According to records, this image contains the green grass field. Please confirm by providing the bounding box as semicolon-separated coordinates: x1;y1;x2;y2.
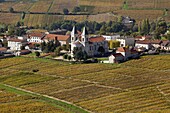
0;55;170;112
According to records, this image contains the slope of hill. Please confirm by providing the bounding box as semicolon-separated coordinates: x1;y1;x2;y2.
0;0;169;27
0;55;170;113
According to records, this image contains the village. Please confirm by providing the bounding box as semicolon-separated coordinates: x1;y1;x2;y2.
0;24;169;64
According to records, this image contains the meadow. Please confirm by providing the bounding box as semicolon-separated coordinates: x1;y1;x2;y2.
0;55;170;113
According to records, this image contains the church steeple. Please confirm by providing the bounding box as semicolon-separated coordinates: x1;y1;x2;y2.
81;27;88;43
71;26;77;42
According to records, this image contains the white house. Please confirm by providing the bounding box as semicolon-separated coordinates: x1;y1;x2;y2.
71;26;108;57
116;47;131;60
102;34;120;41
109;53;124;63
116;36;135;47
27;33;45;43
8;38;27;51
135;40;152;50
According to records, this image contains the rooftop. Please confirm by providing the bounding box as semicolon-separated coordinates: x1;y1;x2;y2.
117;47;130;52
89;36;105;43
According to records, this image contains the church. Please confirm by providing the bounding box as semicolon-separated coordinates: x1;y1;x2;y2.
70;26;108;57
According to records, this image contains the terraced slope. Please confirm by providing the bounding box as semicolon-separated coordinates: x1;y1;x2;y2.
0;0;169;25
0;55;170;112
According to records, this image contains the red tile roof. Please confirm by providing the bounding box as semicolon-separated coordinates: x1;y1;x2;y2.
136;40;151;44
89;36;105;42
8;38;24;42
44;34;70;41
44;34;57;40
135;36;142;39
136;40;162;44
29;33;45;38
0;47;7;51
56;35;70;41
151;40;162;44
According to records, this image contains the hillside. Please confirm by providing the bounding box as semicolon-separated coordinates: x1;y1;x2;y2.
0;55;170;113
0;0;169;26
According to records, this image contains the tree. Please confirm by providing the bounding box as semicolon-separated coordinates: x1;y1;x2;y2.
35;51;40;57
41;41;46;52
16;21;21;27
8;25;15;35
21;12;26;20
54;47;61;56
67;55;72;61
14;28;26;36
117;16;123;23
9;7;14;13
98;46;105;56
100;25;106;35
20;46;25;50
63;54;68;59
73;47;87;61
150;21;156;33
108;40;120;49
63;8;69;15
138;21;141;33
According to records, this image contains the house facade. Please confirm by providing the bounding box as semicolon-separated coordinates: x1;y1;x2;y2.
102;34;120;41
109;53;124;63
8;38;27;51
71;26;108;57
27;33;45;43
116;47;131;60
116;36;135;47
135;40;152;50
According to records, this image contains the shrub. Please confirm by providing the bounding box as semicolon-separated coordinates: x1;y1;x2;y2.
63;54;68;59
32;69;39;72
67;55;72;61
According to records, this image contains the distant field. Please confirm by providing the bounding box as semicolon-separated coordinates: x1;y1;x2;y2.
115;9;164;22
23;13;117;27
0;0;169;25
127;0;170;9
0;55;170;113
0;13;20;24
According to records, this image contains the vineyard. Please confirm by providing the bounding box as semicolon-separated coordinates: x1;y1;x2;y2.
0;85;68;113
127;0;170;10
0;0;169;25
115;10;164;22
0;55;170;112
